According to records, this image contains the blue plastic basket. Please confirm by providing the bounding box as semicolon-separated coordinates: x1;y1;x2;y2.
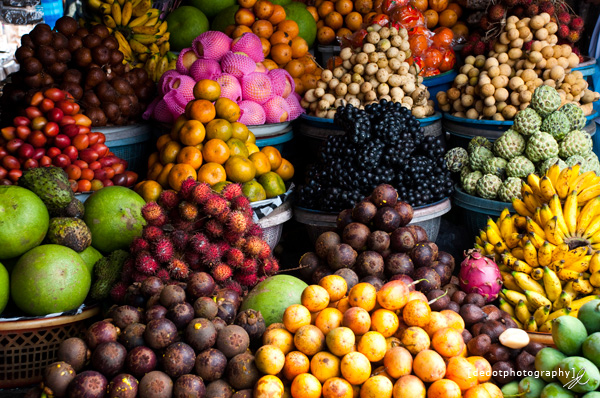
423;70;458;109
97;124;154;176
255;129;294;153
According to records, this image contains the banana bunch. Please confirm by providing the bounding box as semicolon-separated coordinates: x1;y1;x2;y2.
86;0;174;81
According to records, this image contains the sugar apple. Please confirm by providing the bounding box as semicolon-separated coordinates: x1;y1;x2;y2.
498;177;523;203
506;156;536;178
483;157;507;178
531;85;561;117
583;152;600;174
460;166;472;179
565;155;586;168
461;171;483;195
538;157;567;174
514;108;542;136
526;131;559;162
444;147;469;172
559;130;593;158
560;103;587;131
469;146;494;171
541;111;570;140
494;129;526;160
468;136;493;154
476;174;503;199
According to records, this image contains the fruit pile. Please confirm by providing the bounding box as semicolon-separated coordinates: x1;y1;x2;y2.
0;89;137;191
297;102;453;211
438;14;600;120
446;86;598;202
145;30;305;125
0;17;156;127
85;0;175;81
141;87;292;202
504;308;600;397
299;184;458;295
410;0;468;36
301;24;436;119
475;165;600;332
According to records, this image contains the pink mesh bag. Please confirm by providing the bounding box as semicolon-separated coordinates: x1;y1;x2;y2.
285;93;305;121
152;99;174;123
176;48;197;75
190;58;222;82
263;96;291;124
143;97;159;120
231;33;265;63
172;75;196;102
238;100;266;125
192;31;232;61
268;69;292;98
216;74;243;103
158;69;181;96
163;90;188;121
241;72;273;104
220;51;256;78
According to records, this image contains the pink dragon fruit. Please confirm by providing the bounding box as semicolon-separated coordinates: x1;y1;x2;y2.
158;69;181;96
231;33;265;63
220;51;256;78
192;31;232;61
268;68;295;98
176;48;198;75
216;74;242;102
263;96;290;124
189;58;222;81
241;72;273;104
459;249;502;303
238;100;266;125
285;93;305;121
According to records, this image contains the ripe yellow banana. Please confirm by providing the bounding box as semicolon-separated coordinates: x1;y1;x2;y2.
548;194;569;236
132;33;159;45
573;278;593;294
515;215;527;229
590;251;600;274
499;298;516;317
121;1;133;26
99;3;112;14
114;30;133;59
156;31;170;45
111;2;122;25
516;300;531;323
576;197;600;237
103;14;117;28
547;307;572;322
523;240;539;267
525;290;552;309
590;271;600;287
502;289;530;307
538;241;554;267
523;191;541;214
513;271;545;295
553;291;572;310
526;217;546;240
131;25;158;34
570;294;600;310
563;190;579;237
88;0;102;9
144;54;159;79
512;246;526;260
506;232;521;250
525;316;538;332
558;268;582;281
533;304;550;325
156;20;168;36
483;241;496;257
129;39;150;54
132;0;151;17
544;217;564;246
527;175;544;202
563;280;579;299
485;225;503;246
539;320;552;333
487;217;501;238
528;231;545;249
500;212;515;239
539;176;557;202
533;208;543;229
128;12;150;27
543;266;562;302
571;171;599;195
511;259;535;274
546;163;561;189
539;204;555;227
154;54;169;81
556;167;575;199
579;185;600;206
531;267;544;280
564;246;591;263
501;271;524;292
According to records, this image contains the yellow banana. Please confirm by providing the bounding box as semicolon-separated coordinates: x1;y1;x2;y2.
499;298;516;317
553;291;572;310
132;33;159;45
138;53;148;62
523;240;539;267
146;8;160;18
99;3;112;14
512;246;526;260
563;281;579;299
525;290;552;309
539;204;555;227
111;2;122;25
132;0;151;17
544;217;565;246
105;0;115;4
525;316;538;332
117;0;124;5
527;174;545;202
592;272;600;287
526;217;546;240
515;215;528;229
121;1;133;26
479;229;488;244
88;0;102;9
558;268;582;281
144;54;158;77
570;294;600;310
538;241;553;267
556;166;575;199
576;197;600;237
539;320;553;333
533;208;543;229
485;225;503;246
564;246;591;263
573;278;594;295
578;185;600;205
549;194;569;236
145;16;159;26
154;54;169;81
494;241;509;255
114;30;133;59
501;271;524;292
156;31;169;45
531;267;544;280
128;12;150;27
552;243;570;262
565;256;591;273
131;0;143;7
511;259;534;274
504;232;520;250
103;14;117;28
542;266;561;302
563;190;579;237
131;25;158;34
571;171;600;195
157;20;168;36
483;242;496;257
475;237;483;247
487;217;501;239
550;260;566;274
148;42;159;54
513;271;545;295
130;39;151;54
167;58;176;71
502;289;529;307
513;198;534;217
523;191;541;214
516;300;531;324
512;317;524;329
589;251;600;274
546;307;571;322
539;176;557;202
571;164;582;182
528;231;545;249
534;304;550;325
546;163;561;188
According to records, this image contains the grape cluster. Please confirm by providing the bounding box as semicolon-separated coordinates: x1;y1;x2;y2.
298;101;454;211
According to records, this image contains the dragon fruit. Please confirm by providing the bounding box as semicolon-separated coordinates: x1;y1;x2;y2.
459;249;502;303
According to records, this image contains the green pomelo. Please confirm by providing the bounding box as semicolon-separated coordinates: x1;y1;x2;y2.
187;0;236;19
0;186;49;259
0;262;8;314
10;244;90;316
555;356;600;393
211;5;239;32
79;246;103;274
166;6;209;51
83;187;146;253
240;275;308;326
284;3;316;47
578;299;600;334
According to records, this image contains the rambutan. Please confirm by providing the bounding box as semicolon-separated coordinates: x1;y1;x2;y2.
244;236;264;257
205;219;224;238
558;24;570;39
216;207;232;224
526;4;538;17
570;17;584;32
212;264;233;282
156;268;170;281
523;40;533;51
268;257;279;275
235;272;258;287
567;29;580;43
121;258;135;283
179;177;197;200
226;210;249;234
558;11;571;25
202;244;222;267
204;194;229;217
240;258;258;275
191;183;212;205
221;184;243;201
246;224;264;238
258;240;272;260
189;233;210;254
110;281;128;304
222;279;243;295
461;43;474;57
131;271;148;283
224;231;244;245
185;252;203;270
230;195;252;215
179;201;199;221
171;230;190;251
158;190;180;210
141;202;165;222
511;5;524;17
489;4;506;21
130;237;150;254
226;248;245;268
538;1;554;15
520;0;532;5
152;237;175;263
167;258;190;280
136;251;159;275
502;0;517;7
474;42;486;56
215;241;232;256
172;219;194;232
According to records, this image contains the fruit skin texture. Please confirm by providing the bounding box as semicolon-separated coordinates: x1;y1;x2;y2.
284;3;317;47
0;186;50;259
78;246;103;274
526;131;559;163
498;177;522;203
559;130;593;158
560;103;587;131
541;111;570;141
166;6;210;51
475;174;502;200
555;356;600;393
461;171;483;196
577;299;600;334
514;108;542;136
469;146;493;172
10;244;91;316
552;315;588;356
459;249;502;303
531;85;561;117
0;262;8;314
506;156;535;178
493;130;525;161
444;147;468;173
83;186;146;253
19;166;74;216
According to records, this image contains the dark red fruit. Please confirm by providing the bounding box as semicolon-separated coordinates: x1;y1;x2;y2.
195;348;228;382
167;302;195;330
372;207;401;232
371;184;398;207
66;371;108;398
107;373;138;398
356;251;384;277
194;297;219;320
315;231;341;259
336;209;354;232
216;325;250;358
352;201;377;224
159;284;187;308
139;371;173;398
86;320;118;350
185;318;217;352
393;201;414;227
390;227;416;252
342;222;370;251
410;242;438;267
385;252;414;276
174;374;205;398
367;230;390;253
162;342;196;378
57;337;89;372
43;361;76;397
225;352;261;390
334;268;359;290
143;318;178;350
140;276;164;298
125;346;157;379
110;305;142;330
186;272;217;299
91;341;127;377
119;323;146;351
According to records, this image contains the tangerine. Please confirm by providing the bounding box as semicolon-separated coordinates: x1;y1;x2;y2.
168;163;197;191
354;0;372;13
423;9;438;29
283;351;310;381
227;137;250;157
197;162;227;185
235;8;256;27
257;171;286;198
439;9;457;27
249;151;272;176
451;22;468;40
325;11;344;30
225;155;256;182
337;27;352;39
285;59;306;78
410;0;428;11
261;146;283;169
317;26;336;45
318;275;347;302
225;24;236;36
357;331;387;362
271;43;292;65
317;1;335;18
147;152;160;168
239;0;257;7
260;37;272;57
370;309;399;337
160;140;182;165
270;30;292;46
301;74;318;90
274;158;293;181
348;282;377;311
255;344;286;375
291;36;309;58
335;0;353;15
294;78;304;94
432;27;454;48
409;34;428;57
431;327;464;358
269;4;287;25
446;3;462;18
193;79;221;101
179;120;206;146
326;326;355;357
231;122;250;141
439;48;456;72
232;25;253;38
246;142;260;155
277;20;299;38
310;351;341;383
147;162;163;181
156;134;172;151
253;20;275;39
177;146;203;169
254;0;274;19
215;97;241;123
247;131;256;143
186;99;216;124
137;180;163;202
202;139;231;164
423;48;443;69
242;180;267;201
283;304;312;333
429;0;448;12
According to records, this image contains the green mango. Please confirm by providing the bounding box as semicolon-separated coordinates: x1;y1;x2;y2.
552;315;588;356
583;332;600;368
540;382;576;398
519;377;547;398
502;381;520;396
578;299;600;334
582;393;600;398
536;347;567;382
555;356;600;393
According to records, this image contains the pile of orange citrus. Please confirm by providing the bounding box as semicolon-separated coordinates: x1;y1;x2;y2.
410;0;468;40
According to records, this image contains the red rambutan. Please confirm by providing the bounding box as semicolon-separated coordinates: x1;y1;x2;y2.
246;224;264;238
142;202;165;222
488;4;505;21
511;5;524;17
204;194;229;217
156;268;170;281
558;11;571;25
172;219;194;232
526;4;538;17
244;236;264;257
171;230;190;251
570;17;584;32
110;282;128;304
461;43;474;57
202;244;222;267
185;251;203;270
230;195;252;216
226;248;245;268
558;24;570;39
474;42;486;56
216;207;232;224
131;271;148;283
224;231;244;246
240;258;258;275
136;251;159;275
520;0;532;5
221;183;243;201
267;257;279;275
205;219;224;238
538;1;554;15
191;183;212;205
121;258;135;283
158;190;180;210
179;177;197;200
523;40;533;51
226;210;249;234
167;258;190;280
152;237;174;263
130;237;150;254
189;233;210;254
179;201;199;221
222;279;243;295
235;272;258;287
502;0;518;7
212;263;233;282
568;29;580;43
258;240;272;260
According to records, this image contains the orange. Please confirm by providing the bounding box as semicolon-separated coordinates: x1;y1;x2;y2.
254;0;274;19
301;74;318;90
274;158;294;181
193;79;221;101
225;155;257;183
235;8;256;27
322;378;353;398
336;28;352;40
215;98;241;123
147;162;163;181
156;134;172;151
306;6;319;21
177;146;203;170
325;11;344;30
291;373;322;398
186;99;216;124
242;180;267;202
317;1;334;18
344;12;362;31
160;140;182;165
261;146;282;169
432;27;454;48
197;162;227;185
424;9;438;29
446;3;462;18
239;0;257;7
410;0;428;11
271;43;292;65
451;22;469;40
225;24;236;37
277;20;299;39
298;55;317;74
147;152;160;168
171;115;187;140
354;0;372;13
409;35;428;57
317;26;336;45
179;120;206;146
206;119;233;141
270;30;293;46
439;9;457;27
423;48;443;69
231;122;250;142
429;0;448;12
260;37;272;57
249;151;271;176
232;25;253;39
252;20;274;39
227;138;250;158
285;60;306;78
137;180;163;202
168;163;197;191
269;4;287;25
335;0;353;15
247;131;256;144
291;36;309;58
263;59;279;70
246;142;260;155
202;139;231;164
258;171;286;198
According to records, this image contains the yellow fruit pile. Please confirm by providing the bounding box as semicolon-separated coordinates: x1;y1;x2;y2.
255;276;503;398
476;163;600;332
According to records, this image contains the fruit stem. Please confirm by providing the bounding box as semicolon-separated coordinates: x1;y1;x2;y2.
428;289;448;305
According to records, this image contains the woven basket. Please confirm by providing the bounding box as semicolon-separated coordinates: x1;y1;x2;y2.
0;306;100;389
256;201;293;249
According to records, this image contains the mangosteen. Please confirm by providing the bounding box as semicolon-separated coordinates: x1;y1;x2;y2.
146;305;168;322
141;276;164;298
372;207;401;232
342;223;370;251
55;16;78;36
187;272;216;299
194;297;219;320
163;342;196;378
336;209;354;232
412;267;441;293
206;380;234;398
384;253;414;276
125;346;157;379
427;289;450;311
67;371;108;398
311;266;334;284
125;286;146;308
437;251;455;272
86;320;119;350
226;352;261;390
160;284;186;308
120;323;146;351
57;337;89;372
91;341;127;377
334;268;359;290
232;390;252;398
195;348;228;382
360;276;384;290
371;184;398;208
185;318;217;352
459;304;488;327
217;301;237;324
43;361;76;397
393;201;414;227
299;252;321;280
146;295;162;310
352;201;377;224
451;290;467;305
235;309;266;341
111;305;142;330
315;231;341;259
407;225;428;243
212;317;227;333
464;293;486;307
390;227;415;253
367;231;390;253
144;318;178;350
327;244;357;270
167;302;195;330
356;251;384;277
107;374;138;398
410;242;438;267
174;374;205;398
216;289;241;309
432;263;452;286
390;274;415;291
139;371;173;398
217;325;250;358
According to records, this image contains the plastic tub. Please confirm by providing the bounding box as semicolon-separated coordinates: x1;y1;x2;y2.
316;45;341;67
255;127;294;153
423;70;457;109
95;123;154;175
573;56;597;77
248;122;292;138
